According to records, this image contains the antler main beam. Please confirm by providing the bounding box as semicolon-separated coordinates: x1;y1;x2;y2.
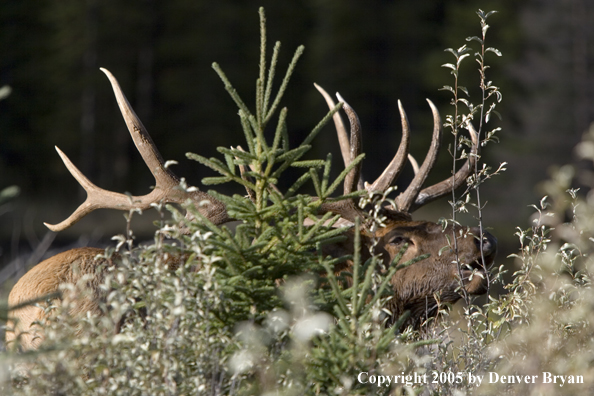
45;68;229;231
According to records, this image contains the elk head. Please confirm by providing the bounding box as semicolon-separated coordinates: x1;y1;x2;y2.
313;84;497;327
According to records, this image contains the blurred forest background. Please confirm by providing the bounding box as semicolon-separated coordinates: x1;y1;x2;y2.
1;0;593;284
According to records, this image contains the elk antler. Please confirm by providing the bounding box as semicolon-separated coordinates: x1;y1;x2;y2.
44;68;229;232
409;120;479;211
335;93;363;195
314;84;479;220
314;84;365;192
393;99;442;212
366;99;411;193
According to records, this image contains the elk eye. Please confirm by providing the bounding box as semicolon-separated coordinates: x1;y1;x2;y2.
387;235;408;246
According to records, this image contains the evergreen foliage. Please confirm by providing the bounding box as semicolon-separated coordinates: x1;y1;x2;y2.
4;5;594;396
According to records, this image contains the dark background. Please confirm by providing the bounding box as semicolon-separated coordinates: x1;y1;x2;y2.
1;1;593;287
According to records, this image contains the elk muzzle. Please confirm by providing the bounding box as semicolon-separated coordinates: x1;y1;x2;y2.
458;227;497;295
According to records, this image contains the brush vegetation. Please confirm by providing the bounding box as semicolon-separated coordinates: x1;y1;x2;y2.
2;8;592;396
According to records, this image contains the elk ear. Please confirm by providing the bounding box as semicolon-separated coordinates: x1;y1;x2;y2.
379;207;413;222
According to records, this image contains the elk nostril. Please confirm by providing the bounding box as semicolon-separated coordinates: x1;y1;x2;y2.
476;231;497;257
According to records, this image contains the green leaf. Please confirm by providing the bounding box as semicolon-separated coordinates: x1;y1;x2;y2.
285;172;312;198
324;153;365;198
291;160;326;168
440;85;456;94
202;176;233;185
212;62;252;117
310;168;322;197
218;146;256;162
302;102;342;147
486;47;502;56
272;107;288;153
457;53;470;65
265;45;305;124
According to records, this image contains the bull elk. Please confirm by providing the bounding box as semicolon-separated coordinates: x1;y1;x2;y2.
6;68;496;352
314;85;496;326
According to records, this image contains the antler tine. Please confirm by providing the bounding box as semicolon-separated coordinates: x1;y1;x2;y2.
335;93;362;195
45;68;229;231
410;119;479;211
314;84;364;191
367;100;411;193
408;154;420;175
312;85;366;224
44;146;180;231
100;68;180;191
313;83;350;168
395;99;442;212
